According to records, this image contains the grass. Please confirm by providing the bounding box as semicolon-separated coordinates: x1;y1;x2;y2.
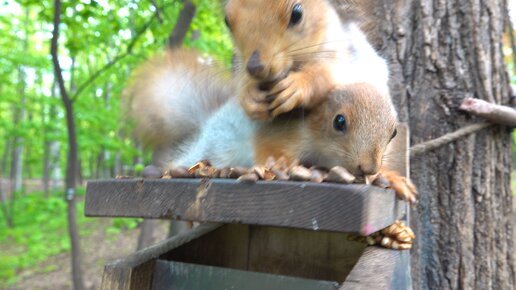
0;189;140;287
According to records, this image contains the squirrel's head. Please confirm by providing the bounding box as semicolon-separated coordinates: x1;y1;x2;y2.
302;83;398;176
225;0;331;82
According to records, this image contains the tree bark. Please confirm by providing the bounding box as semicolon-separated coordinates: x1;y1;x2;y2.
371;0;515;288
51;1;85;289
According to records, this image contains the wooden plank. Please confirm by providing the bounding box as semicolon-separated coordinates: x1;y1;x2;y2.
247;226;367;282
339;247;410;290
86;180;404;235
152;260;340;290
100;223;221;290
164;224;250;270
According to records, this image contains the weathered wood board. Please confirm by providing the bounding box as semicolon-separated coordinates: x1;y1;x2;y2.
86;180;404;235
100;224;409;290
152;260;340;290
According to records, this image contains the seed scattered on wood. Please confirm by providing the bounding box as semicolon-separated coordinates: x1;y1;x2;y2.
252;166;267;179
188;161;208;175
196;167;219;178
219;167;231;179
325;166;356;184
271;169;289;181
116;176;134;179
289;166;312;181
229;167;249;178
168;166;191;178
310;169;326;183
237;173;259;183
142;165;163;179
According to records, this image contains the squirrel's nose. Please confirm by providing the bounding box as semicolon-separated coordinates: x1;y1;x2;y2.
247;50;265;78
358;163;380;176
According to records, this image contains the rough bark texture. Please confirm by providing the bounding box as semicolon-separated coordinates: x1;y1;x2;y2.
369;0;515;289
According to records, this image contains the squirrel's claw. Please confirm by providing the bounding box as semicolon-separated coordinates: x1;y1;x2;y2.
268;74;306;117
240;83;271;120
377;171;418;204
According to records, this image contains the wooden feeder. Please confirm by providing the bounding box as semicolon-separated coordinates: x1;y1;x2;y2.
84;125;411;290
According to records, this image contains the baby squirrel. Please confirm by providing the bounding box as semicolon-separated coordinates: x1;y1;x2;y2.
126;49;417;202
224;0;388;120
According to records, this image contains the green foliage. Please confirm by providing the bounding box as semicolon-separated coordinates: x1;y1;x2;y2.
0;189;142;287
0;0;232;180
0;191;88;286
0;0;232;286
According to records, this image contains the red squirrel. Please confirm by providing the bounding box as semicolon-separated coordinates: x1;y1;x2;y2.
126;49;417;202
224;0;389;120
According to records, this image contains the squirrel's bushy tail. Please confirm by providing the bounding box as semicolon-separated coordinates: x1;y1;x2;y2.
124;49;234;158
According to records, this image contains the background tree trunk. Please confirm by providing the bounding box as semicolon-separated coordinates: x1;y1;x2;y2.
51;0;85;289
370;0;515;288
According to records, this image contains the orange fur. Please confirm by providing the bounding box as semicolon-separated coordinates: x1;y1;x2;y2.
225;0;345;120
256;83;398;176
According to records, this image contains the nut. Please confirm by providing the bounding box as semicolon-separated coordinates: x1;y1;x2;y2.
228;167;249;179
195;167;219;178
289;166;312;181
325;166;356;184
168;166;191;178
237;173;259;183
219;167;231;179
271;169;289;181
252;166;276;180
142;165;163;179
310;169;326;183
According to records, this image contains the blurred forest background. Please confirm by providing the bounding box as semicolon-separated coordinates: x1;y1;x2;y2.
0;0;514;289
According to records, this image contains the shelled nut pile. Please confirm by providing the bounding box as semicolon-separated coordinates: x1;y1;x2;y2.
349;220;416;250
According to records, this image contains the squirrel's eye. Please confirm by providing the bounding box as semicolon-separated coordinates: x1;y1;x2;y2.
289;3;303;27
224;16;231;30
333;114;347;132
390;129;398;140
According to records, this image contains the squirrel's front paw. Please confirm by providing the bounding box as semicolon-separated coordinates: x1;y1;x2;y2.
376;171;418;204
267;73;309;117
240;81;271;120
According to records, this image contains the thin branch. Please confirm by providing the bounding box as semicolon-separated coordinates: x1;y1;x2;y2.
71;11;159;102
410;123;492;157
460;98;516;127
150;0;163;23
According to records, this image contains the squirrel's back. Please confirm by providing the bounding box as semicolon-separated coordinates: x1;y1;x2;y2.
125;49;235;165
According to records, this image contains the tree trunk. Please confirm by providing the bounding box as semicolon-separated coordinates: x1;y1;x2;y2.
372;0;515;288
168;0;197;48
0;145;13;228
51;1;85;289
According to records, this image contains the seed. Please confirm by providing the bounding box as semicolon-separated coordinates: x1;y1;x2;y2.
168;166;191;178
325;166;356;184
142;165;163;179
229;167;249;179
237;173;259;183
289;166;312;181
